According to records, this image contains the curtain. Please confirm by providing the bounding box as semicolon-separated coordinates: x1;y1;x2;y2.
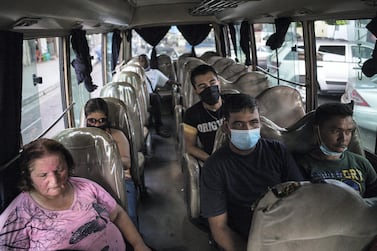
240;21;251;65
177;24;212;57
219;25;227;57
135;26;170;69
111;29;122;72
266;18;291;50
70;29;97;92
0;31;23;166
0;31;23;213
229;24;239;62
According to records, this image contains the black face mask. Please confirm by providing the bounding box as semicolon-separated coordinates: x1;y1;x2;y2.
199;85;220;105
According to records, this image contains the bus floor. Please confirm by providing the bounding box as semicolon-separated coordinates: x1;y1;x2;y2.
137;99;216;251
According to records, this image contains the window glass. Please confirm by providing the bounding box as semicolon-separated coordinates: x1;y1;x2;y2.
106;32;113;82
261;22;306;100
21;38;64;144
131;26;216;59
315;19;377;154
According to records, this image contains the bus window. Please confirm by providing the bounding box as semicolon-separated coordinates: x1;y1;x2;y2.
262;22;306;99
131;26;216;59
106;32;113;82
21;38;64;144
315;19;377;154
70;34;103;127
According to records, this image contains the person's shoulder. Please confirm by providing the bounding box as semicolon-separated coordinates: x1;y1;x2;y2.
110;128;127;139
260;138;286;149
345;151;372;165
185;101;203;116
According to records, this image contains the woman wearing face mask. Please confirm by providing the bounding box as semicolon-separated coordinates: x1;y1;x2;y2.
84;98;139;229
183;64;224;162
200;93;303;250
295;102;377;197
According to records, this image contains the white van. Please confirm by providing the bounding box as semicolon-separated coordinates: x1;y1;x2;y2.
267;39;374;95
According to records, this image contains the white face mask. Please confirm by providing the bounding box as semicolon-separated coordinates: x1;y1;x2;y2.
319;143;347;157
230;128;260;150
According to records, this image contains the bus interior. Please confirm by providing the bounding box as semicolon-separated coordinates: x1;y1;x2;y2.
1;0;377;250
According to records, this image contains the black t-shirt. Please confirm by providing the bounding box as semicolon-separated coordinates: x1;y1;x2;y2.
183;101;224;154
200;138;304;240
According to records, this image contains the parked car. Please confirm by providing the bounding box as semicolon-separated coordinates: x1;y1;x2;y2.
267;39;375;95
341;77;377;133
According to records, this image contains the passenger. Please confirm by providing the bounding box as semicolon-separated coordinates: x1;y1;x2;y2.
200;93;304;251
0;138;151;251
296;102;377;197
183;64;224;162
138;54;176;138
84;97;138;228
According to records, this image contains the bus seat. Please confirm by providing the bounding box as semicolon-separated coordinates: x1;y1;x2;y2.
199;51;219;62
231;71;271;97
206;55;223;66
182;152;202;219
53;127;128;210
177;53;193;84
157;54;177;82
212;57;235;75
281;111;364;157
112;70;150;129
181;58;205;108
247;180;377;251
88;95;146;191
220;63;249;82
256;85;305;128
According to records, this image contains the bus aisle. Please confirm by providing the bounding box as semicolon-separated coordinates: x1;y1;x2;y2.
138;98;215;251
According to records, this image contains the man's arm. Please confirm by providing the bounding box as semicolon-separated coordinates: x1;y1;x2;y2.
184;124;210;162
208;213;247;251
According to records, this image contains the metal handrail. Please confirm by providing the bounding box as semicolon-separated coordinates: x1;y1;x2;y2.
256;65;307;88
0;103;75;172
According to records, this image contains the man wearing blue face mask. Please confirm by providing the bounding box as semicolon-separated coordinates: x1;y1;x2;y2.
296;102;377;197
183;64;224;162
200;93;304;251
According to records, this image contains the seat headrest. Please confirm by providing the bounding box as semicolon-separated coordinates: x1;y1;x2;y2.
248;180;377;251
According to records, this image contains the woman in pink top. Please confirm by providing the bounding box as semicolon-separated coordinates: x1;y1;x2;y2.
0;138;151;251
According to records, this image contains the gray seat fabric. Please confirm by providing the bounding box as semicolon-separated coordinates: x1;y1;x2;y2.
256;85;305;128
157;54;177;81
53;127;128;210
85;95;146;190
220;63;249;82
212;57;235;75
199;51;219;62
221;71;271;97
206;55;223;66
247;180;377;251
112;70;150;129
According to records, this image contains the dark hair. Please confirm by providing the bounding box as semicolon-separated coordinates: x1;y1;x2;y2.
19;138;74;191
84;98;109;117
315;102;353;126
223;93;259;120
190;64;218;87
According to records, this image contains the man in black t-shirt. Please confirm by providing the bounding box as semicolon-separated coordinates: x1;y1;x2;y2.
200;93;304;251
183;64;224;162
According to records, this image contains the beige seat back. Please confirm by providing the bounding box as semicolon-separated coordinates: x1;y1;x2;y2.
247;180;377;251
112;70;149;128
157;54;177;81
53;127;128;210
220;63;249;82
99;87;146;188
229;71;271;97
206;55;223;66
212;57;235;75
256;85;305;128
199;51;219;63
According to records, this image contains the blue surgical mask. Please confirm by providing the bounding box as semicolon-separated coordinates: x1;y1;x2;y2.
230;128;260;150
319;143;347;157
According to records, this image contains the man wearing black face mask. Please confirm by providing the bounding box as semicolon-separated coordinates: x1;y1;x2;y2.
183;64;224;162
